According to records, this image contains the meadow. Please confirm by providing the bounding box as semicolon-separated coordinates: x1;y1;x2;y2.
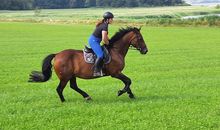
0;21;220;129
1;6;220;25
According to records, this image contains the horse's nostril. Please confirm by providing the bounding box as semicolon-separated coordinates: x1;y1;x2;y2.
145;49;148;53
141;48;148;54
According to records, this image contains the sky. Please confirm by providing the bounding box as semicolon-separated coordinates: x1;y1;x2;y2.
184;0;220;4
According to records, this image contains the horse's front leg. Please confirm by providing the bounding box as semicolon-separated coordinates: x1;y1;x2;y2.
112;73;135;98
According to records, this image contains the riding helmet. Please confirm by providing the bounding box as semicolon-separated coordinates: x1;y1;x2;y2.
103;12;114;19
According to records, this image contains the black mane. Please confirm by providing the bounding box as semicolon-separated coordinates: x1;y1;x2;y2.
109;27;139;47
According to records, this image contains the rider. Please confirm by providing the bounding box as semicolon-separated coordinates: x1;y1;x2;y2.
88;12;114;76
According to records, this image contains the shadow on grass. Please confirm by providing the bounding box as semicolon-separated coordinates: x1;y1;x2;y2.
66;94;200;105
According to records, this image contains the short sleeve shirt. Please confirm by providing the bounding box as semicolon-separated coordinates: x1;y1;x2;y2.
92;22;108;39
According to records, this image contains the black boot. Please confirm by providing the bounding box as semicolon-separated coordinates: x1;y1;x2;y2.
93;57;104;77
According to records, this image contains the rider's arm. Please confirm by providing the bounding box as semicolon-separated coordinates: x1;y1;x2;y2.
102;31;109;45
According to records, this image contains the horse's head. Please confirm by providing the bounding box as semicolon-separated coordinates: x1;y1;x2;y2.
129;27;148;54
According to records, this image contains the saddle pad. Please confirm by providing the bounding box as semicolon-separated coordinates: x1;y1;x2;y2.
83;47;111;64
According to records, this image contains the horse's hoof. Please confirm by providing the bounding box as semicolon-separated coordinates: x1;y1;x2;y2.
85;96;92;101
61;99;66;102
118;90;124;96
129;94;135;99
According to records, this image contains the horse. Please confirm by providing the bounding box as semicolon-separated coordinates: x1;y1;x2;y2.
29;27;148;102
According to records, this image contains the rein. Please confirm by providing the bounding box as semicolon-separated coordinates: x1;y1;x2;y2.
129;46;139;51
109;29;142;52
129;33;141;51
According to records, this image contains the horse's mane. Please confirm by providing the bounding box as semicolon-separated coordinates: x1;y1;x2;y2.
108;27;139;47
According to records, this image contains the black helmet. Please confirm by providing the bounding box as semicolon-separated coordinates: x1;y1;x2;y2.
103;12;114;19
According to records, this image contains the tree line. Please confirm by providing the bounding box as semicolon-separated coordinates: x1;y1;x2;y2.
0;0;185;10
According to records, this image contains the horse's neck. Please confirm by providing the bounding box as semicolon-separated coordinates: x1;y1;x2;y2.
111;33;131;57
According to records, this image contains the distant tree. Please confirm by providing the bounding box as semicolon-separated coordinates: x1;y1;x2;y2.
175;0;183;5
148;0;156;6
111;0;125;7
85;0;96;7
0;0;185;10
0;0;10;9
9;0;33;10
95;0;103;7
153;0;162;6
34;0;51;8
137;0;146;6
104;0;111;6
76;0;86;8
126;0;138;7
52;0;66;8
96;0;111;7
164;0;182;6
68;0;85;8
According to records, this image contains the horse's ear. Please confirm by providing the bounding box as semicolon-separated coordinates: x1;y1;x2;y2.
139;26;143;31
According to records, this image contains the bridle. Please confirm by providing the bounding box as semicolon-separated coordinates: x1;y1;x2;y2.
129;32;142;51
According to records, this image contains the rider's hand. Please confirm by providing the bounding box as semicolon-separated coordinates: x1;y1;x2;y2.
105;41;109;45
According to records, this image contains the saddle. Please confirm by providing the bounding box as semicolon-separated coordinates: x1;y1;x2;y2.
83;45;111;64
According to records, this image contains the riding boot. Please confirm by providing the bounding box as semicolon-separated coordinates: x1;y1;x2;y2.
93;57;104;77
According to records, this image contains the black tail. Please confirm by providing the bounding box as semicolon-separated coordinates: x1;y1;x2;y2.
29;54;56;82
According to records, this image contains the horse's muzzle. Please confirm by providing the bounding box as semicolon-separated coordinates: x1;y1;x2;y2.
140;48;148;54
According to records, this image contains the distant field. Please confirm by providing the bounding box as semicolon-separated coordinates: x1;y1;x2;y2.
0;22;220;129
0;6;220;24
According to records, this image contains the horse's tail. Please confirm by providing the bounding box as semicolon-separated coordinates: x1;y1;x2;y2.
29;54;56;82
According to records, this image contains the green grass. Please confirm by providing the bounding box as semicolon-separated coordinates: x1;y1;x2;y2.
0;22;220;129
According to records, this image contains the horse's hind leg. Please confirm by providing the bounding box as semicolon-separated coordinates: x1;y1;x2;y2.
70;77;91;100
56;80;68;102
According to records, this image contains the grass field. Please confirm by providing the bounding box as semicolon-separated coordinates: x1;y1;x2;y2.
1;6;220;24
0;22;220;129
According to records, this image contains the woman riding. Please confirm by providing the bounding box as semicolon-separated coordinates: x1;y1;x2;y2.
88;12;114;76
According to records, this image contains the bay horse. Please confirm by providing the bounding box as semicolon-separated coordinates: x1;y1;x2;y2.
29;27;148;102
